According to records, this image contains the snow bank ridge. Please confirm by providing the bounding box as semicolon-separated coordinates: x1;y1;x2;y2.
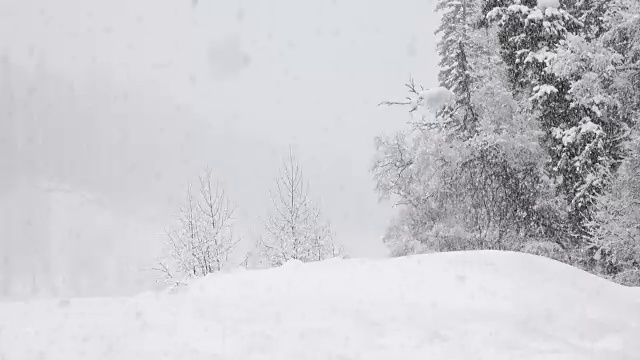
1;250;639;360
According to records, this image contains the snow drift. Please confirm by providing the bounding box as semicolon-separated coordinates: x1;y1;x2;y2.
1;250;639;360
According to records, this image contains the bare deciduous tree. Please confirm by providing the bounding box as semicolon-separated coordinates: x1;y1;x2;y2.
260;149;345;267
152;168;239;288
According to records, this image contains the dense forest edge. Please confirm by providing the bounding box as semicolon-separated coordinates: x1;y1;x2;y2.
372;0;640;286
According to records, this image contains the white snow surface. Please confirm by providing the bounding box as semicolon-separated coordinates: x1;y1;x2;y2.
420;87;455;111
1;250;640;360
537;0;560;11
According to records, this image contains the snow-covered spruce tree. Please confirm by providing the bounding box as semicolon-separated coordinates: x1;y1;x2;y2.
484;0;630;248
564;0;610;40
435;0;481;138
578;0;640;117
153;168;240;289
260;149;345;267
551;0;640;279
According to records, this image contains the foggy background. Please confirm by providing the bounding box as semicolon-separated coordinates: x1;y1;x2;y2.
0;0;439;299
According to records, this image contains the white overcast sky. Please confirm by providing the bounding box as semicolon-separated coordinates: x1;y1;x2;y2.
0;0;439;296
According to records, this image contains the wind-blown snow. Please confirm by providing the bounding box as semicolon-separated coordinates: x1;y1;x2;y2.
1;251;639;360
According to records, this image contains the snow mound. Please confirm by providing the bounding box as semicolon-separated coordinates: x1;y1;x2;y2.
280;258;305;269
1;250;639;360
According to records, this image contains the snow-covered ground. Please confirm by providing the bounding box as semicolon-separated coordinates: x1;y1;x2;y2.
1;250;639;360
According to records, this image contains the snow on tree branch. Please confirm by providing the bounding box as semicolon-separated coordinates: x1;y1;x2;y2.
380;81;455;114
260;148;345;267
152;168;240;288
